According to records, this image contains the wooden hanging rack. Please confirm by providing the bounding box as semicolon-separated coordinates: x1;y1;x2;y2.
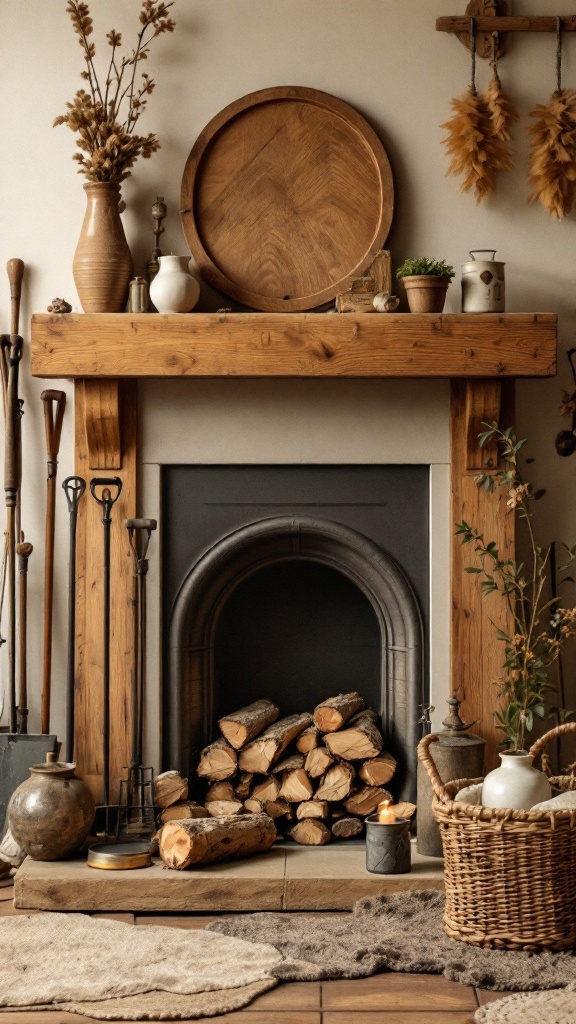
438;16;576;33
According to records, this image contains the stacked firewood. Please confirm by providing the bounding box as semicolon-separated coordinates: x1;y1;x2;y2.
192;695;411;845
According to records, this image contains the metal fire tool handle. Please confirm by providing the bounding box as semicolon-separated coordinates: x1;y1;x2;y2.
62;476;86;762
90;477;123;809
40;389;66;735
2;333;23;734
15;533;33;735
125;518;157;769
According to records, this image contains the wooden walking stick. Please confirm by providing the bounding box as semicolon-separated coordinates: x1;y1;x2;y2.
16;533;33;734
40;389;66;735
1;260;23;414
2;333;23;734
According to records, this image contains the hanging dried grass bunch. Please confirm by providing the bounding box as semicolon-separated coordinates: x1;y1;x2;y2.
441;86;513;203
485;65;519;143
527;90;576;219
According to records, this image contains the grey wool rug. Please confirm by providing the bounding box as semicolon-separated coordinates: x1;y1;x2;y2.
0;912;281;1019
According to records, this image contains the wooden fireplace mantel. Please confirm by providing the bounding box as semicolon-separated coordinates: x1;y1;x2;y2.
30;311;557;798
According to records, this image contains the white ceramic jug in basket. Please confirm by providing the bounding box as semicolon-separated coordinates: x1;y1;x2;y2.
481;750;552;810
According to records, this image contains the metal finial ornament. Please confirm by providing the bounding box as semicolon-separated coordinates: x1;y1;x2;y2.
441;693;477;735
147;196;167;283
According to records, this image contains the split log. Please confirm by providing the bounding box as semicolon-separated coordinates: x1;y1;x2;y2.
359;753;397;787
244;797;264;814
252;776;281;803
296;800;329;820
271;753;305;774
234;772;254;799
160;813;276;868
313;691;366;733
263;798;291;819
197;737;238;781
305;746;334;779
331;816;364;839
315;762;355;802
205;799;245;817
324;709;383;761
296;726;320;753
290;819;331;846
238;713;313;773
344;786;391;816
392;801;417;819
279;768;314;802
154;770;189;809
159;802;208;824
206;780;235;802
218;699;280;750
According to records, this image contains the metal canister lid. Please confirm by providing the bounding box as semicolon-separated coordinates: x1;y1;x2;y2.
87;841;152;870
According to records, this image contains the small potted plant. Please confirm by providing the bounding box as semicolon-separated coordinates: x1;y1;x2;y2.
396;257;455;313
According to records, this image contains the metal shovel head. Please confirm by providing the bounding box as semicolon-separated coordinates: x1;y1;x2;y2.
0;732;58;831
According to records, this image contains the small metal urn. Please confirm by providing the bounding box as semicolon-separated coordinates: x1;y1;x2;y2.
461;250;505;313
416;695;485;857
365;816;411;874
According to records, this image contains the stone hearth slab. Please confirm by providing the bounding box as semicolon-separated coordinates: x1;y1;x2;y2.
15;846;443;913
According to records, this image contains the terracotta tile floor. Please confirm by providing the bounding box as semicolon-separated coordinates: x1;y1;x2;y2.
0;881;503;1023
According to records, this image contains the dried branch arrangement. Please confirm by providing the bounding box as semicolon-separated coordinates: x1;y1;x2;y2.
54;1;175;183
527;89;576;219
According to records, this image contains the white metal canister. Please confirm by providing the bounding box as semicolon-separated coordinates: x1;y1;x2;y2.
461;250;505;313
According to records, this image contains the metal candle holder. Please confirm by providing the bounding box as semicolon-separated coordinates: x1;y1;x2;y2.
365;815;411;874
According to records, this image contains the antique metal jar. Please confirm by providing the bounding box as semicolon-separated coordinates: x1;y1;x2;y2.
461;250;505;313
8;757;95;860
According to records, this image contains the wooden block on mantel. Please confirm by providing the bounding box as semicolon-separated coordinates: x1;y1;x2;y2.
336;250;392;313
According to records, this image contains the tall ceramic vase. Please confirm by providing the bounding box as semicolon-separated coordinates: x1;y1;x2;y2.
73;181;133;313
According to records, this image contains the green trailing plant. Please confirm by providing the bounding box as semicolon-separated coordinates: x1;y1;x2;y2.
396;258;455;280
456;423;576;752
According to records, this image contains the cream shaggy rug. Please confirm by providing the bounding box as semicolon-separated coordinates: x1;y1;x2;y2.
0;912;280;1020
474;983;576;1023
208;889;576;992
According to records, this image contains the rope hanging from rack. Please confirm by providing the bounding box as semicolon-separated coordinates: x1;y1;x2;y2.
527;17;576;218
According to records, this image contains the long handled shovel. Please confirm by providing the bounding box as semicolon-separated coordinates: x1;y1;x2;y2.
62;476;86;762
40;389;66;735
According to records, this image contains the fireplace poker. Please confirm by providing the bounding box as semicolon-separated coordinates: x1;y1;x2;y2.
15;533;33;734
1;332;23;733
62;476;86;762
40;389;66;735
90;477;123;823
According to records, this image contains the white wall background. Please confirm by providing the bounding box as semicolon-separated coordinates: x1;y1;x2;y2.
1;0;575;749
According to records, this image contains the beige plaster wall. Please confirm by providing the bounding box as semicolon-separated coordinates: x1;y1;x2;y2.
1;1;574;750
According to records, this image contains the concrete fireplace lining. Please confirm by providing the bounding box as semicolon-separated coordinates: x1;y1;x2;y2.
168;515;424;801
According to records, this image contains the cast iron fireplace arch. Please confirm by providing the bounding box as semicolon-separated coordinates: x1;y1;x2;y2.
167;516;424;800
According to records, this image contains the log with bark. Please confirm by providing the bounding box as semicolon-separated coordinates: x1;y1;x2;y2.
305;745;334;779
154;770;188;809
197;737;238;781
279;768;314;803
392;801;417;819
315;761;355;802
263;798;291;819
344;785;391;816
295;725;320;753
289;819;331;846
160;813;277;868
359;753;396;787
324;709;383;760
244;797;264;814
206;780;235;802
313;691;366;732
205;799;245;817
296;799;329;820
159;802;208;824
271;752;305;774
234;772;254;800
218;699;280;749
238;713;312;773
331;816;364;839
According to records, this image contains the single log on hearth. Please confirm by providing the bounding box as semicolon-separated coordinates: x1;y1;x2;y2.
206;780;235;802
238;713;313;773
324;709;383;761
331;816;364;839
289;819;331;846
296;725;320;753
359;753;396;787
159;802;208;824
305;745;334;779
315;761;355;801
344;785;391;816
252;776;281;803
234;772;254;799
154;770;188;809
197;737;238;781
160;813;277;868
218;699;280;750
279;768;314;802
205;799;245;817
313;691;366;733
296;799;329;820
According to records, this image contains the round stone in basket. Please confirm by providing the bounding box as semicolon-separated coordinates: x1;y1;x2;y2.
180;86;394;312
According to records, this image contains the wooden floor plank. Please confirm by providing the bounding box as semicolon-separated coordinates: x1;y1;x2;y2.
476;988;515;1005
243;981;321;1010
321;974;477;1011
323;1015;475;1024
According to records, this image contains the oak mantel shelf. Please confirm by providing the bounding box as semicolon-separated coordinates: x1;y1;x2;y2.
30;311;557;380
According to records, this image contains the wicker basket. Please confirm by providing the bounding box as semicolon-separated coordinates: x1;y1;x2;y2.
417;722;576;952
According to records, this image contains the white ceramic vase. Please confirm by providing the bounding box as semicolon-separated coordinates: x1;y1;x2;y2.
481;751;552;810
149;255;200;313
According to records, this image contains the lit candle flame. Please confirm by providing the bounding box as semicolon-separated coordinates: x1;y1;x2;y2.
377;800;396;823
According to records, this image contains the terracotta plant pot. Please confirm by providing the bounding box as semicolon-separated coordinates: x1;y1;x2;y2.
402;275;450;314
73;181;133;313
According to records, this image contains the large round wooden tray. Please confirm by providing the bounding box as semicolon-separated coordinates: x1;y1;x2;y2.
181;86;394;312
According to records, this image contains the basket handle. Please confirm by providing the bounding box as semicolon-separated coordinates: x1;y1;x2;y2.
528;720;576;763
416;734;452;803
